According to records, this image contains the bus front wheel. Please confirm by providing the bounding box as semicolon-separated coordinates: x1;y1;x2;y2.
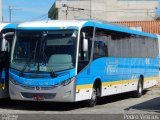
87;86;97;107
133;77;143;98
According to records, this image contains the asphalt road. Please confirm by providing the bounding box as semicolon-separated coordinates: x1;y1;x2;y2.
0;84;160;120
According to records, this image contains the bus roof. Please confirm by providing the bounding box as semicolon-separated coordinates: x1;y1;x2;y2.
17;20;157;38
17;20;87;29
0;23;10;31
0;23;17;32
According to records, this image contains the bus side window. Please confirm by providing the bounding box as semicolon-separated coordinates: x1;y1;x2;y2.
94;41;108;58
93;28;109;59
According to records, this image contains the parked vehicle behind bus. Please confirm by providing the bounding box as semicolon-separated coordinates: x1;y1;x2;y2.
0;23;16;98
9;20;159;106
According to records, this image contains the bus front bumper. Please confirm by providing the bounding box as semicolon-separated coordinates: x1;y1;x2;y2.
9;80;76;102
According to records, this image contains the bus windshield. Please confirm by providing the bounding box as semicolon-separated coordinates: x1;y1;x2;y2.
11;30;78;73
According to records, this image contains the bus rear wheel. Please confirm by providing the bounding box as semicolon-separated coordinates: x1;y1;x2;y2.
133;77;143;98
87;86;97;107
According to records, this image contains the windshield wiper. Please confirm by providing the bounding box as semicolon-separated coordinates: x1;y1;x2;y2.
43;52;57;78
19;39;38;77
19;32;58;78
19;51;35;77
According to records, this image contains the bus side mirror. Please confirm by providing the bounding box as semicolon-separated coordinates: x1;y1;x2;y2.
3;32;14;41
82;32;88;52
1;32;14;52
83;38;88;52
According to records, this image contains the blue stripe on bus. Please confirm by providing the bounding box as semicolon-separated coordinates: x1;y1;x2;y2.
83;21;157;38
76;57;159;85
10;68;76;87
3;23;17;30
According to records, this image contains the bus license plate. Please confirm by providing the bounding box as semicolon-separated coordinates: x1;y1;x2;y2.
33;95;44;101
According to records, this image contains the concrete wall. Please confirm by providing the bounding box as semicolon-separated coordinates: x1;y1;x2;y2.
48;0;159;22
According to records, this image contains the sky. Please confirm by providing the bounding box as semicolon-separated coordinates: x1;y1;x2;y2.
2;0;55;22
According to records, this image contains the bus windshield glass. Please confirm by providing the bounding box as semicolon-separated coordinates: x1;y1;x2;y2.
11;30;78;72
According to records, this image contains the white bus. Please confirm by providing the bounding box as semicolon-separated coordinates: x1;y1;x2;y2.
9;20;159;106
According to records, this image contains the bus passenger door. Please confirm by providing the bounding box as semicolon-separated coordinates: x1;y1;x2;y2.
77;27;94;74
76;26;94;101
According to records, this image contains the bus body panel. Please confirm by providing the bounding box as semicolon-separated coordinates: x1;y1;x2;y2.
9;79;76;102
9;68;76;102
75;57;159;101
9;68;76;87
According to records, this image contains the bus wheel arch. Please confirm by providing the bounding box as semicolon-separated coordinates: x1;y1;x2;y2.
140;75;144;87
93;79;102;97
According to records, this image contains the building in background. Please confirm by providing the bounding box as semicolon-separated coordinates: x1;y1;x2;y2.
0;0;2;22
48;0;159;22
116;21;160;34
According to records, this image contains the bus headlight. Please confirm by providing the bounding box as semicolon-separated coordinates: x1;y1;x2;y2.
60;77;76;86
10;78;19;85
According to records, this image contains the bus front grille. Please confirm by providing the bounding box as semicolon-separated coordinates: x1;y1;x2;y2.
21;92;56;99
21;85;58;90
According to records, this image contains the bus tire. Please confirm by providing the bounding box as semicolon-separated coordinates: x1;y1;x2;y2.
87;85;97;107
133;77;143;98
